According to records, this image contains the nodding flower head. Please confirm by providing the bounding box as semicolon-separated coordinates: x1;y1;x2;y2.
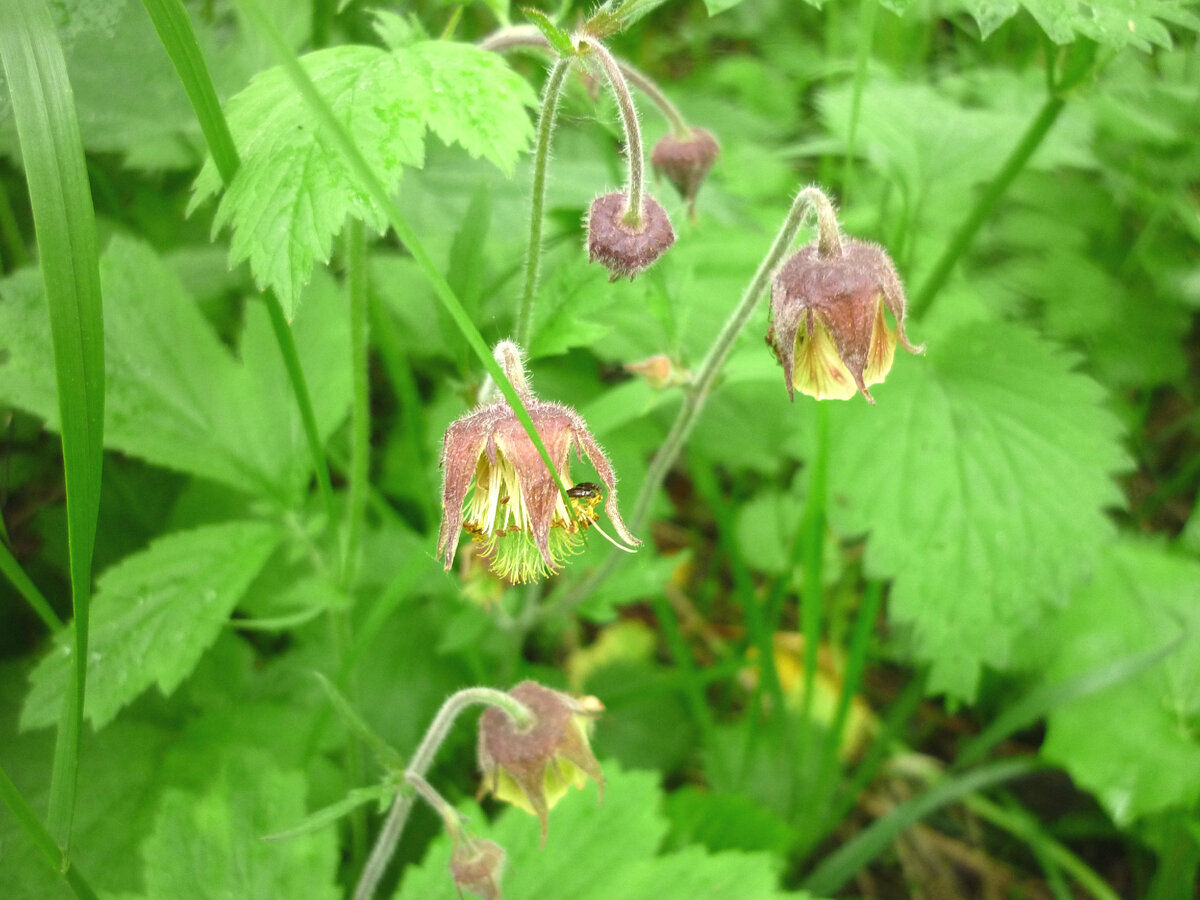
448;833;506;900
650;127;720;215
437;342;640;584
586;191;675;281
477;681;604;843
767;238;924;404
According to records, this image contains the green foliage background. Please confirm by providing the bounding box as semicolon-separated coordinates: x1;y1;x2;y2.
1;0;1199;897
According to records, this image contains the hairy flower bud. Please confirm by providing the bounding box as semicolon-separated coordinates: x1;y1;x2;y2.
650;127;720;215
477;681;604;843
438;342;640;583
586;191;675;281
767;238;924;404
449;835;506;900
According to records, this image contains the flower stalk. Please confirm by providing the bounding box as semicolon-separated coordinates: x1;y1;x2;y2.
354;688;532;900
576;34;645;226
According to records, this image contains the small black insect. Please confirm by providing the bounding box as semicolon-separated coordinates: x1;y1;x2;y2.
567;482;602;499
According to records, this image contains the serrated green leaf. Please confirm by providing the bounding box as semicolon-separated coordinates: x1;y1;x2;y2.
21;520;282;731
0;715;172;899
140;751;339;900
0;235;351;498
1034;541;1200;824
963;0;1199;48
825;320;1128;700
190;41;536;316
393;763;809;899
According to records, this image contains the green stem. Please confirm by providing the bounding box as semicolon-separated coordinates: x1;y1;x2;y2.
341;219;370;587
354;688;532;900
910;94;1065;318
516;57;572;348
334;218;370;866
798;402;829;727
577;35;645;224
263;290;337;527
0;765;99;900
479;27;689;134
613;59;689;135
0;538;63;631
235;0;577;520
546;186;832;623
841;0;877;203
813;579;883;821
630;186;827;533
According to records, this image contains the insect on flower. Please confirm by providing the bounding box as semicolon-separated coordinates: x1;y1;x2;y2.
438;343;640;584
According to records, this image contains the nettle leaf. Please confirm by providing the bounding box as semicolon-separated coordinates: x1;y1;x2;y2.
393;764;810;899
825;320;1128;700
21;520;282;731
140;751;339;900
0;236;350;499
963;0;1200;48
190;41;536;317
1033;541;1200;825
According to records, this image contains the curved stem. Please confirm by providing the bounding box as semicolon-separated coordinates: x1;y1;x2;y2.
354;687;532;900
576;35;645;225
617;60;689;136
629;185;829;532
480;27;689;135
516;56;572;349
543;186;829;622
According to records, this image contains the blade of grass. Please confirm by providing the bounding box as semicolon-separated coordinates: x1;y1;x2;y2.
262;289;336;523
233;0;580;519
967;793;1124;900
954;634;1184;770
0;538;63;631
0;0;105;846
815;669;925;847
812;579;883;811
0;765;99;900
139;0;239;184
802;756;1042;896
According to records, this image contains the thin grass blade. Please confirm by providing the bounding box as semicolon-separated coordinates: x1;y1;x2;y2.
803;757;1041;895
0;0;105;846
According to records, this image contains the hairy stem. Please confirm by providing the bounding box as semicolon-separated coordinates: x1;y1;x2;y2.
516;57;572;348
354;688;532;900
576;35;645;225
629;185;833;531
542;186;834;623
480;26;689;135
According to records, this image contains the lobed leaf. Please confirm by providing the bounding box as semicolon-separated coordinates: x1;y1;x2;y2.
963;0;1200;49
139;751;339;900
825;320;1129;700
0;235;351;500
21;520;282;731
1033;541;1200;824
190;41;536;316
